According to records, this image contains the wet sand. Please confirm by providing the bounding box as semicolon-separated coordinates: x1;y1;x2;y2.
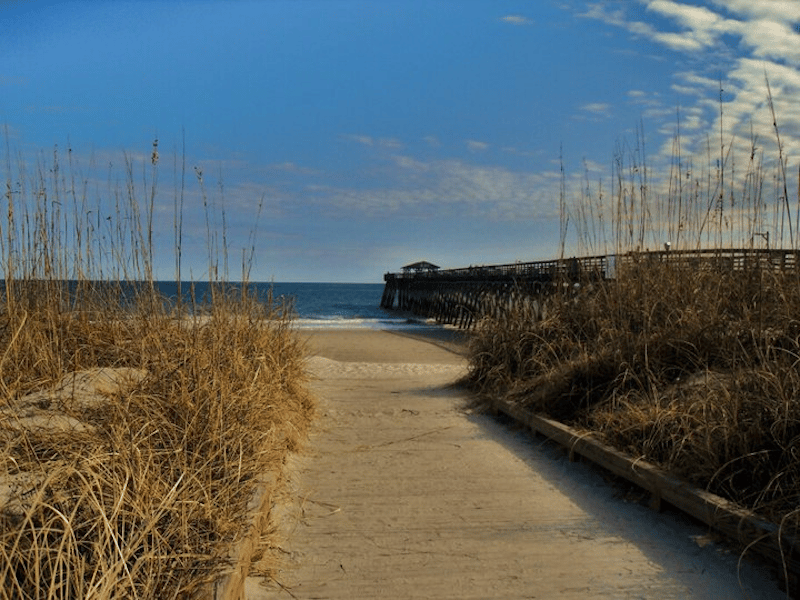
247;328;784;599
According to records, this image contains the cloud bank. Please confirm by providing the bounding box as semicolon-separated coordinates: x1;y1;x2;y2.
583;0;800;164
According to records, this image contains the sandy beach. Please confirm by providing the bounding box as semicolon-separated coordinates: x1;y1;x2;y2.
247;328;784;599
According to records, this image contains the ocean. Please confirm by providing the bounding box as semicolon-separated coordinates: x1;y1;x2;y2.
272;282;421;330
153;281;431;330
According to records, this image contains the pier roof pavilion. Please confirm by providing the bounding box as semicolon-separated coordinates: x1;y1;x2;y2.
401;261;440;274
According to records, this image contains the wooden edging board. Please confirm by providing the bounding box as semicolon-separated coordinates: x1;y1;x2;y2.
207;472;277;600
491;396;800;587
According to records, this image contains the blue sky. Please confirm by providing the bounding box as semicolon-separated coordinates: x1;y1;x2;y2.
1;1;799;282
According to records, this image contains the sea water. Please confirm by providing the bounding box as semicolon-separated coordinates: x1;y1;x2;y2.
152;281;432;330
272;282;434;330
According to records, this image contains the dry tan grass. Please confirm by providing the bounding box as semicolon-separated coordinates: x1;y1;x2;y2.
469;260;800;527
468;90;800;534
0;143;314;598
0;295;313;598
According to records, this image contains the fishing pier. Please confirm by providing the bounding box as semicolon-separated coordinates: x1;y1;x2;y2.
381;249;800;328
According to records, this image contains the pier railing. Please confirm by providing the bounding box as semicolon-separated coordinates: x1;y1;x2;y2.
385;249;800;282
385;253;608;282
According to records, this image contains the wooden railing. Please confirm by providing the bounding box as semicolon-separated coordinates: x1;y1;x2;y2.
385;249;800;282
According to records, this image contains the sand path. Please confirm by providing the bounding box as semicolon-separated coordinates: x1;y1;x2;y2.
246;329;784;599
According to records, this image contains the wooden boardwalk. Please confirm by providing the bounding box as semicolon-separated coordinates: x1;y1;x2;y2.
246;331;784;599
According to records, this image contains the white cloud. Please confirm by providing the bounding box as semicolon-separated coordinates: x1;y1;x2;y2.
670;83;702;96
583;159;605;173
741;19;800;64
644;106;676;120
500;15;533;25
581;102;612;116
651;31;705;52
725;58;800;157
342;134;374;146
378;137;403;149
606;1;800;69
579;4;626;27
679;72;720;90
626;89;668;114
392;154;429;171
583;1;743;53
341;134;403;150
582;0;800;171
678;110;706;132
309;156;562;222
709;0;799;22
501;146;541;157
646;0;744;45
580;3;659;40
466;139;489;152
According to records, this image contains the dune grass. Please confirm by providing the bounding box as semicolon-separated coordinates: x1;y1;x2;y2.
467;95;800;533
0;143;313;598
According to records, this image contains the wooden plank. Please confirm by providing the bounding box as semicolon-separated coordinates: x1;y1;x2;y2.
207;472;278;600
492;397;800;587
